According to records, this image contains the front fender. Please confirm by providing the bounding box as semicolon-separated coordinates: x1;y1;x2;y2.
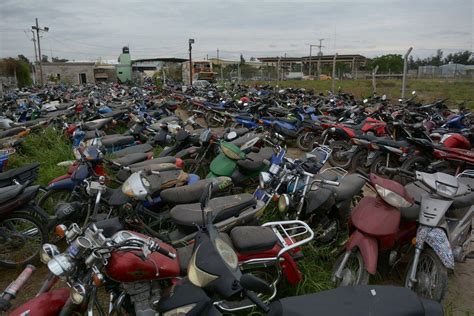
9;288;70;316
416;226;454;269
346;230;379;274
46;178;76;190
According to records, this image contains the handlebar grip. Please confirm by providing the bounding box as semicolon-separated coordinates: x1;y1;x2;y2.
3;265;36;299
156;245;176;259
322;179;340;186
245;290;270;313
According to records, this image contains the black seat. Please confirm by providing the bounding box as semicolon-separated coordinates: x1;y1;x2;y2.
169;193;256;227
0;184;24;204
83;130;106;140
112;153;149;167
230;226;277;253
113;143;154;157
102;135;135;148
237;147;274;172
374;138;410;148
268;285;443;316
400;182;426;220
328;174;366;202
0;127;27;138
102;187;131;206
0;163;39;187
160;177;232;204
128;157;177;169
83;118;113;131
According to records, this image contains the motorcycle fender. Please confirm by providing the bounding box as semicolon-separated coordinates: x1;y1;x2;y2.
9;288;70;316
346;230;378;274
416;226;454;269
280;252;302;285
46;178;76;190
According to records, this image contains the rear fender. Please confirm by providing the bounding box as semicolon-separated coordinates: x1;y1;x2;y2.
9;288;70;316
416;226;454;269
346;230;378;274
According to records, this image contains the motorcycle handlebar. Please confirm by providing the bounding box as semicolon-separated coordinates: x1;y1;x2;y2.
381;167;415;178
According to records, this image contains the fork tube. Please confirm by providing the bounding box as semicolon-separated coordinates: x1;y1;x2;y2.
297;175;311;218
333;251;352;281
407;245;423;289
385;153;390;167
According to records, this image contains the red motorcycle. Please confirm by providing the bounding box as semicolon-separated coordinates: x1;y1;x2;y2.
331;173;417;286
9;218;313;315
322;117;388;169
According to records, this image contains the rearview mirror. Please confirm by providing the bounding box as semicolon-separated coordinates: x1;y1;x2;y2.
227;131;237;140
240;274;272;295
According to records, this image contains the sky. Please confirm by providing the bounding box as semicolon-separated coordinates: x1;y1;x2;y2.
1;0;472;62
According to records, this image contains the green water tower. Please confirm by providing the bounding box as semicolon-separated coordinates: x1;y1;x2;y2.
117;46;132;83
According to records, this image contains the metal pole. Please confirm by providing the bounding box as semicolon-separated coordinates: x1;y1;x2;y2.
31;30;38;85
331;53;337;92
309;45;312;77
401;47;413;99
188;40;193;86
35;18;44;86
372;65;379;95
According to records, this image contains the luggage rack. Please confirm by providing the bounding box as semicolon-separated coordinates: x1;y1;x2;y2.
457;169;474;179
262;220;314;259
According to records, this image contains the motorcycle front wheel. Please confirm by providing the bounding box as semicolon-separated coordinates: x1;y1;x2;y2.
331;249;369;287
38;188;74;215
328;140;352;169
404;248;448;302
0;211;48;268
296;132;319;152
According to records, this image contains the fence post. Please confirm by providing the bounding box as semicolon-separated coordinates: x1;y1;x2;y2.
331;53;338;92
372;65;379;95
401;47;413;99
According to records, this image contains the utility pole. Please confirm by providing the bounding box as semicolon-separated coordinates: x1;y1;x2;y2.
331;53;338;92
401;47;413;99
30;30;38;85
308;44;317;77
217;48;223;81
316;38;325;79
188;39;194;85
32;18;49;86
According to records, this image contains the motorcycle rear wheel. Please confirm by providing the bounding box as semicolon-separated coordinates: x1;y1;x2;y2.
0;211;48;268
296;132;318;152
38;188;74;215
328;140;352;169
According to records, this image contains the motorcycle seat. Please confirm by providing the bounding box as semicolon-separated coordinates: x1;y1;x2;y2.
111;153;149;167
235;115;253;120
0;127;27;139
276;117;297;124
82;118;113;131
230;226;277;253
237;147;274;172
169;193;256;227
373;138;410;148
116;162;179;183
113;143;154;157
0;184;23;204
0;163;39;187
160;177;232;204
83;130;106;140
128;157;178;169
268;285;443;316
325;174;366;202
231;132;262;147
101;135;135;148
102;188;131;206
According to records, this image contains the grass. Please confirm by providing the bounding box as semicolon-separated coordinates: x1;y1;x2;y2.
249;79;474;109
8;127;73;186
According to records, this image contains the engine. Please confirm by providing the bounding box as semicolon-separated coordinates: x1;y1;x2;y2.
122;281;161;316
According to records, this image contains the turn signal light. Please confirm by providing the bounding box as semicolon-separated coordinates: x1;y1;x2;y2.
93;273;105;286
55;224;67;238
411;237;417;246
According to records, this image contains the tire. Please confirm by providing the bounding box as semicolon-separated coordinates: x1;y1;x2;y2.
331;249;370;287
183;159;208;179
328;140;352;169
404;248;448;302
400;155;432;184
296;132;318;152
370;155;399;179
350;149;369;173
38;188;74;215
0;211;48;268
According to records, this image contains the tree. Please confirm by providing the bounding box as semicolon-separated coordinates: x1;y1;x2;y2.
444;50;473;65
429;49;444;66
41;55;49;63
0;57;32;87
18;55;30;64
367;54;403;73
240;54;245;65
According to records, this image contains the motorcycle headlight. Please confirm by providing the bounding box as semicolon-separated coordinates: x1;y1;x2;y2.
278;194;290;213
40;244;60;264
259;172;272;189
70;283;87;305
121;172;148;200
375;184;412;208
215;237;238;270
48;254;76;278
188;245;218;287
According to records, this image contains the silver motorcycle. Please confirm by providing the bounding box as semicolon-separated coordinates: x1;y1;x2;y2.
398;169;473;301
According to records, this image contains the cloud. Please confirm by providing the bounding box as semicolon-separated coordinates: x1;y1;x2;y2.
1;0;472;61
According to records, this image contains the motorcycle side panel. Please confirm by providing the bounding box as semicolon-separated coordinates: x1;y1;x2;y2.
46;178;76;190
351;196;400;236
416;226;454;269
9;288;70;316
346;230;379;274
419;196;452;226
209;153;236;177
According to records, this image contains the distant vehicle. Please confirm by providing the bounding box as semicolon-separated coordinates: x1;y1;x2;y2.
192;80;211;89
182;60;216;84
